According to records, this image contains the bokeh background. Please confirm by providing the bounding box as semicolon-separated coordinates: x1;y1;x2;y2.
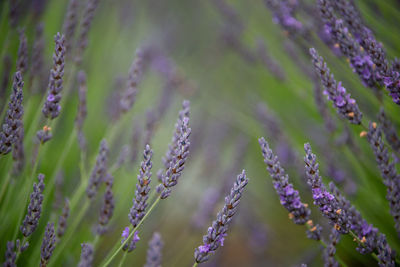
1;0;400;266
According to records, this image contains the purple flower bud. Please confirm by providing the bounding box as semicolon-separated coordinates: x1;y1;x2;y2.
42;33;66;120
129;144;153;228
20;174;45;237
40;222;56;267
62;0;79;55
75;0;100;65
0;71;24;155
259;137;311;225
144;232;163;267
310;48;362;124
78;243;93;267
323;227;340;267
157;100;191;199
304;144;350;234
86;139;109;198
3;241;17;267
97;174;114;235
367;122;400;236
121;227;130;240
57;199;70;239
194;170;249;263
16;29;28;75
120;49;144;113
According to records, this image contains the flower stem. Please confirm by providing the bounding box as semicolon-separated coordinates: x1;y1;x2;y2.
117;251;128;267
100;196;161;267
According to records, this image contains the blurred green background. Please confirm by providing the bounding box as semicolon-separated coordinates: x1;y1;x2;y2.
1;0;400;266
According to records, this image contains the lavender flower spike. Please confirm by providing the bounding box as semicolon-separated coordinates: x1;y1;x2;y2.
57;199;70;239
304;143;350;234
21;174;45;237
157;100;191;199
86;139;109;198
3;241;16;267
122;229;140;252
144;232;164;267
31;23;45;82
0;71;24;155
378;108;400;153
42;33;66;119
194;170;249;263
62;0;79;55
323;227;340;267
120;49;144;113
259;137;311;225
310;48;362;124
40;222;56;267
377;234;396;267
16;29;28;75
366;122;400;236
75;0;100;65
12;124;25;174
129;144;153;228
78;243;94;267
75;70;88;151
97;174;114;235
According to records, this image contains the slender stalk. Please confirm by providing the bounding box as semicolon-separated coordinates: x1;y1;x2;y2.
100;197;161;267
0;157;12;205
192;262;198;267
305;223;348;267
117;251;128;267
48;200;90;267
41;128;77;213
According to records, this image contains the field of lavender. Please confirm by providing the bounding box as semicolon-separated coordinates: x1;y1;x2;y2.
1;0;400;266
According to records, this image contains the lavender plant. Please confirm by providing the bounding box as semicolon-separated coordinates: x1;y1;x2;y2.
193;170;249;265
41;33;66;121
1;1;400;266
0;71;24;155
310;48;362;124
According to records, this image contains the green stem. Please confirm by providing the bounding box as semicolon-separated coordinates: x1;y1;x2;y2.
0;160;12;205
41;128;77;214
305;223;348;267
48;200;90;267
192;262;198;267
100;197;161;267
118;252;128;267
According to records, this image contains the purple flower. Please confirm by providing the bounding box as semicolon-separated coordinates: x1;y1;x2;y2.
42;33;65;120
194;170;249;263
47;94;55;102
0;71;24;155
304;143;350;234
198;245;210;254
120;49;144;113
86;139;109;198
157;101;191;199
259;137;311;225
310;48;362;124
122;227;130;240
133;231;140;242
144;232;163;267
129;145;153;228
367;122;400;236
21;174;45;238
